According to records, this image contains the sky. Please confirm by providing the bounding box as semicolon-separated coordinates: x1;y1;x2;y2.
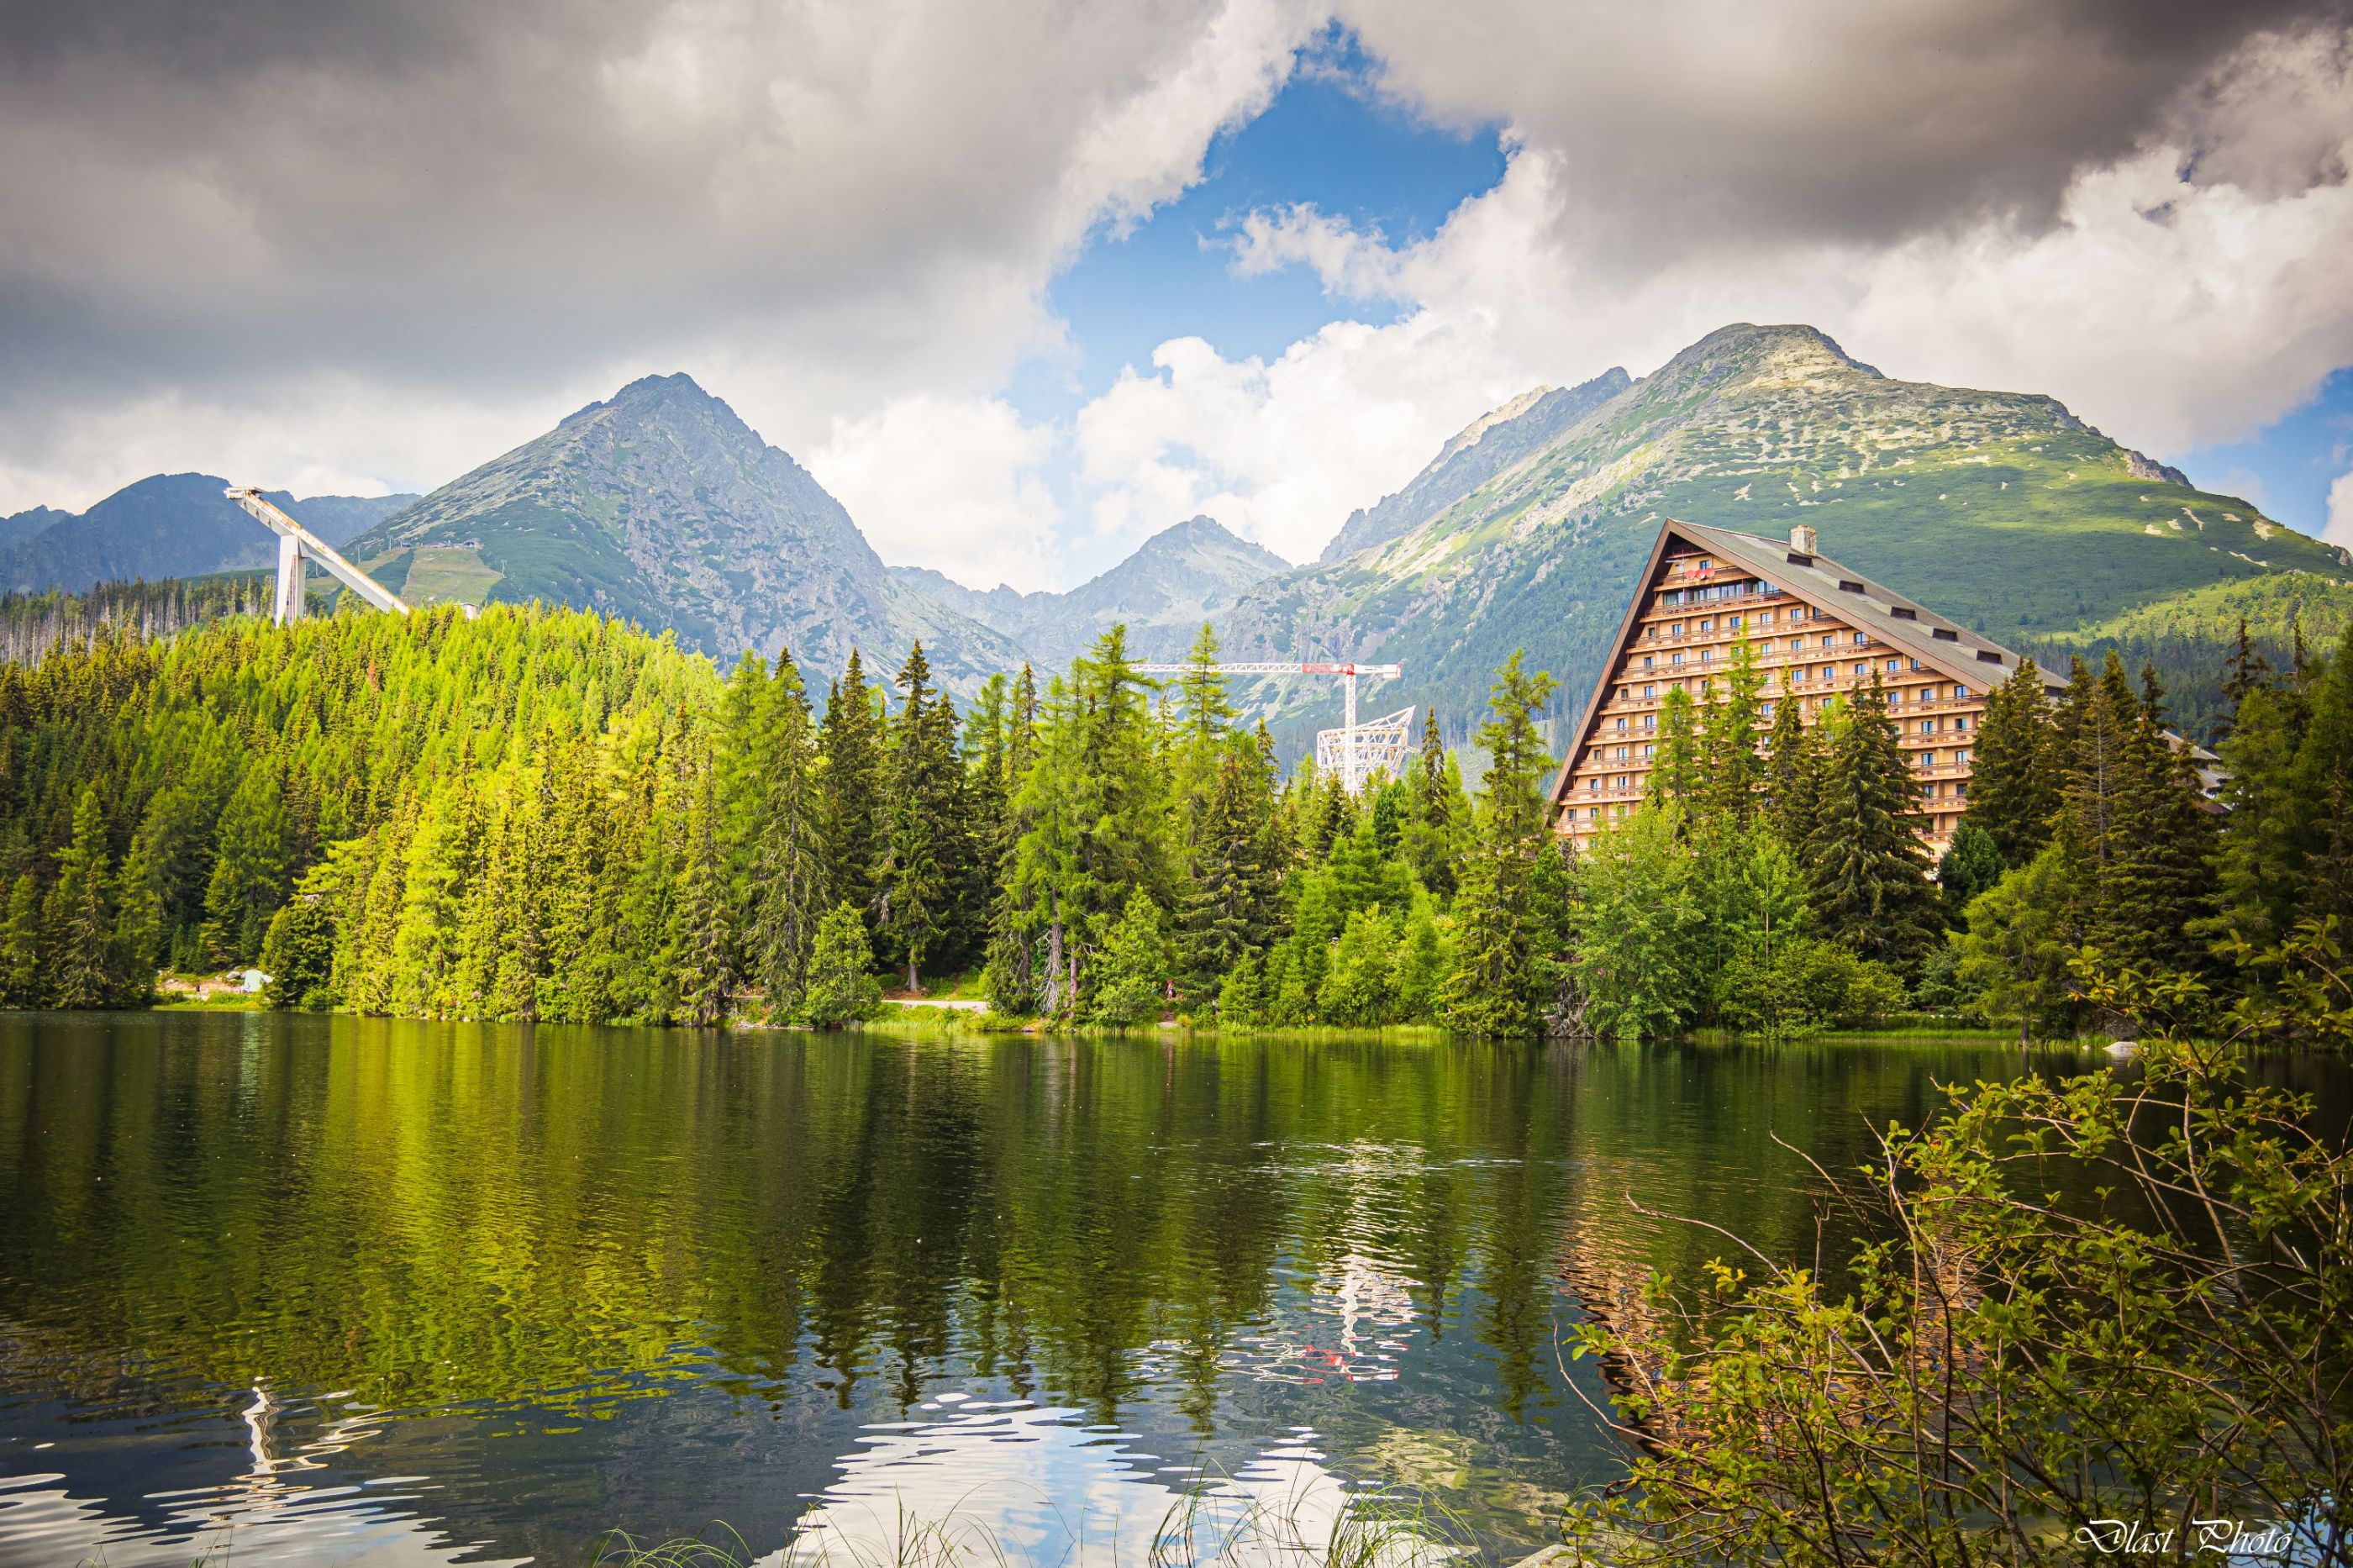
3;1;2351;590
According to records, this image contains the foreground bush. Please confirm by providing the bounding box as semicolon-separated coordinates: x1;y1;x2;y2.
1568;934;2353;1565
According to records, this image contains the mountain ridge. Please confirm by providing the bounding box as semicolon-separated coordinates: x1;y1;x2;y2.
345;372;1025;691
1209;320;2349;749
0;476;415;596
891;514;1289;666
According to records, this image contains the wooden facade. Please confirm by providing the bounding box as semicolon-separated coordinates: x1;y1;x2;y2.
1550;520;2053;853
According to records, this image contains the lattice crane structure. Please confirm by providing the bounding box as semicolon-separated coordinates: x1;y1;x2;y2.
1134;660;1407;796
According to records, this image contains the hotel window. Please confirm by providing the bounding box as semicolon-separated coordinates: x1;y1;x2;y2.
1614;717;1628;732
1615;745;1629;761
1671;652;1684;666
1761;701;1776;717
1955;684;1971;698
1956;781;1970;798
1919;718;1935;734
1851;662;1866;678
1853;632;1867;646
1920;781;1937;799
1956;750;1971;768
1819;634;1835;649
1787;637;1803;651
1643;684;1656;697
1955;714;1971;731
1885;658;1900;673
1642;655;1656;671
1699;648;1712;664
1643;715;1656;731
1759;610;1775;625
1644;744;1656;758
1919;751;1936;767
1587;778;1600;792
1909;659;1923;671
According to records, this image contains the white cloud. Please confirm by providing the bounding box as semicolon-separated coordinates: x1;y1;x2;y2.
2326;469;2353;549
1055;19;2353;566
0;0;1313;513
808;397;1062;591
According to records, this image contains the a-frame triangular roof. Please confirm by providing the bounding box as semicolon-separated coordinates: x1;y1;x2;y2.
1549;518;2053;813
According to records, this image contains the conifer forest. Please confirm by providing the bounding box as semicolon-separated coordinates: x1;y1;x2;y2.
1;602;2350;1042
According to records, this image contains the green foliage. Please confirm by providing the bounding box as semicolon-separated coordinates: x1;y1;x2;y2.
1802;680;1941;971
1088;887;1170;1029
1571;957;2353;1565
800;902;883;1028
1935;819;2003;931
1441;651;1566;1035
1566;805;1704;1039
259;892;337;1010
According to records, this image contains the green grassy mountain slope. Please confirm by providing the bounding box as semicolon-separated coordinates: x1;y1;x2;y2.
345;373;1024;692
892;514;1290;666
1215;323;2350;746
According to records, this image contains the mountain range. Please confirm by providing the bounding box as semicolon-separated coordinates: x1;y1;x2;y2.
7;322;2346;739
891;515;1289;667
0;476;415;596
1208;323;2350;743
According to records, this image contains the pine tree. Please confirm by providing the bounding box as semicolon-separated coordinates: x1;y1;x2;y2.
1699;635;1766;824
1089;887;1169;1028
743;650;829;1017
1441;650;1562;1034
667;763;734;1026
1966;660;2062;867
1804;676;1940;971
2217;614;2271;739
801;902;883;1028
1403;708;1462;897
820;649;887;930
1936;820;2003;933
45;787;120;1008
875;643;965;991
1648;686;1701;808
2288;624;2353;938
201;766;290;966
1764;695;1815;845
2207;680;2308;954
2;871;40;1006
2102;666;2216;976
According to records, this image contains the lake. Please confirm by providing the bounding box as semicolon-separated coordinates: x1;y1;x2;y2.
3;1013;2326;1566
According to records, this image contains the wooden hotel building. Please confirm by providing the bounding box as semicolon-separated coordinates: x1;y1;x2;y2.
1551;519;2058;853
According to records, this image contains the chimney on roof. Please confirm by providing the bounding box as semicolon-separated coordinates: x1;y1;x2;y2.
1790;525;1817;554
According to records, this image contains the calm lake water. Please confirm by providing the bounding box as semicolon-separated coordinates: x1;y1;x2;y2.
2;1013;2338;1566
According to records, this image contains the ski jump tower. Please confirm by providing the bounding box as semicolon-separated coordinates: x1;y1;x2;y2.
1134;659;1408;795
224;487;410;626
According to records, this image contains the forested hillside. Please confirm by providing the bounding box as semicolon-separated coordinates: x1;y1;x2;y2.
0;601;1991;1038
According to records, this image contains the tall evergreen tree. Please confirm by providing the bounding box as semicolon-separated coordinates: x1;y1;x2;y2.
667;761;734;1026
1699;635;1766;824
1966;660;2062;867
1803;677;1940;971
819;649;887;930
201;766;290;966
45;787;121;1008
1649;686;1702;808
876;643;962;991
1442;650;1561;1034
2;871;40;1006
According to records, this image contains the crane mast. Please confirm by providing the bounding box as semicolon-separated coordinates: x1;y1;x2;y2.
1134;659;1406;795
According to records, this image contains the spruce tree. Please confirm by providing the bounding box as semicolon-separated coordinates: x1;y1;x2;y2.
1803;677;1940;971
1764;695;1814;845
45;787;120;1008
201;766;290;966
1936;821;2003;933
667;764;735;1026
2217;614;2271;739
2207;680;2308;954
2103;666;2216;976
3;871;41;1006
876;643;960;991
1441;650;1561;1034
1699;635;1766;824
743;650;829;1018
1403;708;1461;897
819;649;887;929
801;902;883;1028
1966;660;2061;867
1649;686;1701;808
2288;624;2353;938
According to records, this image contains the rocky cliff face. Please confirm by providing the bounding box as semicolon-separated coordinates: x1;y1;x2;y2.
345;373;1024;692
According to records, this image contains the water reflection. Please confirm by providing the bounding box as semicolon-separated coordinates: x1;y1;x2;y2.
0;1013;2117;1565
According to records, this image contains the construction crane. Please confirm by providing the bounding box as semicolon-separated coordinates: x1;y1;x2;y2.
1134;660;1405;795
224;487;410;626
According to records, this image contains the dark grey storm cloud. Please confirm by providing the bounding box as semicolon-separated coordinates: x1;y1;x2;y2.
1344;0;2350;268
